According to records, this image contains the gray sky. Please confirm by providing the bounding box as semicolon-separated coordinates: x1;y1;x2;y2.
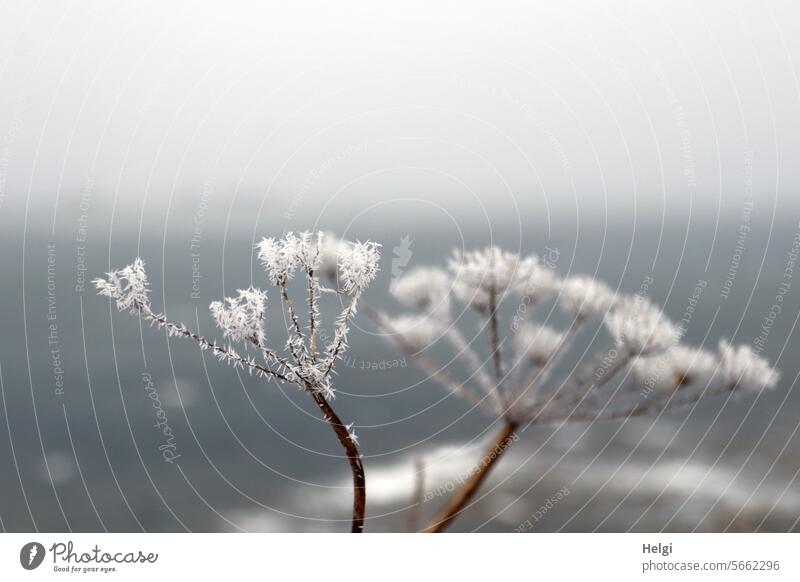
1;0;799;233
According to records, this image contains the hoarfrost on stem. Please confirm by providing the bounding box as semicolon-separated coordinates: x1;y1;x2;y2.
94;232;380;533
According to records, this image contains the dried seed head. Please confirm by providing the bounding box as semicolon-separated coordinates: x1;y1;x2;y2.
386;315;440;351
718;340;780;393
558;275;615;321
448;246;538;312
634;345;717;391
513;323;564;366
391;266;451;317
605;295;680;355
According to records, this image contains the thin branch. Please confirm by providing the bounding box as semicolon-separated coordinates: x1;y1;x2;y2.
407;456;426;532
513;321;582;417
307;234;322;362
139;306;289;382
365;307;497;415
487;284;504;381
322;293;360;377
424;421;518;533
310;390;366;533
278;281;308;363
532;348;634;420
540;382;735;424
444;327;497;395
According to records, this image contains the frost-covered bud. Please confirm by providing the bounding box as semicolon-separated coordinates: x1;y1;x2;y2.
633;345;716;391
449;246;537;312
718;340;780;393
386;315;439;351
605;296;679;355
558;276;615;321
339;240;381;294
209;287;268;344
257;235;299;284
391;266;451;316
288;231;318;270
93;257;150;312
513;323;564;367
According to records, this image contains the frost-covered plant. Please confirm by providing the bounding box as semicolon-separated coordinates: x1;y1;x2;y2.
377;245;780;532
95;232;380;533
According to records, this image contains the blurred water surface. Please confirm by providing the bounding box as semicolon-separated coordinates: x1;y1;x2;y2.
1;212;799;532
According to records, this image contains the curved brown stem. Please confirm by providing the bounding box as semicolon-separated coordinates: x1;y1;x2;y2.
424;421;518;533
310;391;366;533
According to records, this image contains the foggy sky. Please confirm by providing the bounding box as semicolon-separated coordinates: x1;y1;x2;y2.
1;0;799;234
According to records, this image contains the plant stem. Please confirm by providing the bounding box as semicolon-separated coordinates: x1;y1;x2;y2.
407;457;426;532
310;391;366;533
423;420;518;533
487;285;503;380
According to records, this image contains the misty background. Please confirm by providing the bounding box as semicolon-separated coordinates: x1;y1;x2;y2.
0;0;799;532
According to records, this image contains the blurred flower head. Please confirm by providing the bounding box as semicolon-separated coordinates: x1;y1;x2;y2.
718;340;780;393
513;323;564;367
558;275;615;321
391;266;451;317
605;295;680;356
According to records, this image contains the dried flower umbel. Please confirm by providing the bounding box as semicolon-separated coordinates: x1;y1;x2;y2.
379;245;780;532
95;232;380;533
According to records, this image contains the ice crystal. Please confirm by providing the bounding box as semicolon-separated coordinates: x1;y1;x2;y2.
339;240;381;295
257;235;299;284
97;232;380;399
93;257;150;312
209;287;268;345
